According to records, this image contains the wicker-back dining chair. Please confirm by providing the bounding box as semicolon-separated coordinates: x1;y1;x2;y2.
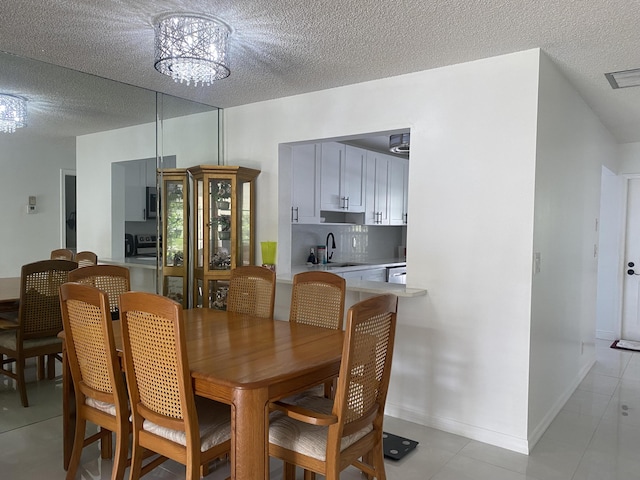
289;271;346;330
51;248;74;260
119;291;232;480
69;265;130;320
269;293;398;480
226;265;276;319
59;282;130;480
74;251;98;267
0;259;77;407
289;271;346;398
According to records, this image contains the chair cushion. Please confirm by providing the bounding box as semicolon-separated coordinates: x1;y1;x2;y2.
280;383;325;404
142;397;231;452
269;395;373;461
86;397;118;416
0;331;62;351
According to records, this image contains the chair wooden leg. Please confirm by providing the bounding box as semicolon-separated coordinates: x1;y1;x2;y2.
100;428;113;459
129;439;144;480
283;462;296;480
303;469;316;480
17;357;28;407
371;444;386;480
112;426;128;480
66;416;87;480
37;356;45;380
47;353;57;379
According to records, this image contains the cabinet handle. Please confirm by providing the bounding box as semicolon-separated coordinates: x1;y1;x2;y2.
345;196;349;210
291;207;299;223
403;212;408;224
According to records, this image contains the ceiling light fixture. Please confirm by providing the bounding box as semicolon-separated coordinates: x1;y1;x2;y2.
154;13;231;86
0;94;27;133
389;133;410;154
605;68;640;89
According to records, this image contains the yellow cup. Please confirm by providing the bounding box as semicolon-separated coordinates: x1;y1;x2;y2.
261;241;277;266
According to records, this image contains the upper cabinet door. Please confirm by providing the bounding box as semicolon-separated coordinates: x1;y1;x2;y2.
319;142;365;213
319;142;343;211
124;160;146;221
343;145;366;213
388;157;409;225
146;158;157;187
291;144;321;223
364;151;390;225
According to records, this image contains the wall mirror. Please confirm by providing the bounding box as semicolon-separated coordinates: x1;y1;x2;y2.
0;49;221;278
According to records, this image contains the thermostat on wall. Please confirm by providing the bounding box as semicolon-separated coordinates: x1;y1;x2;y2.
27;195;37;214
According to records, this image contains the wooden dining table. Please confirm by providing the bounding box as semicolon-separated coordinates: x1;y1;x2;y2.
62;308;345;480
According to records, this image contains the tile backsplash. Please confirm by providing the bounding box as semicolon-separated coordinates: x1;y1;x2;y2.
291;223;405;265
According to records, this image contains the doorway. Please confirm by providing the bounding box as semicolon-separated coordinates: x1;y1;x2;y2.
60;169;76;251
620;175;640;341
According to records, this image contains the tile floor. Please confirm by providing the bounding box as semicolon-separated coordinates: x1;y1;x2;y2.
1;338;639;479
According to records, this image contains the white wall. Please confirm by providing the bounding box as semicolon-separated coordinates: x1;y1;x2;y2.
528;53;618;445
618;142;640;174
0;134;76;276
224;49;542;452
76;111;219;259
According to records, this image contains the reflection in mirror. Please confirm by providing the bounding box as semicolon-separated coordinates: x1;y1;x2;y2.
0;50;221;287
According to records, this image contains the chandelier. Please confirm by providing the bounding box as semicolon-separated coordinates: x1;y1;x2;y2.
0;94;27;133
154;13;231;86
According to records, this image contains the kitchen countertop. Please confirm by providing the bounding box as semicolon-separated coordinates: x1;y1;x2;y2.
100;257;160;270
282;258;426;298
290;258;406;275
99;257;426;298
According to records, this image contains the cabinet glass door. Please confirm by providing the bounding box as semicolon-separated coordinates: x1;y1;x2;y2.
195;178;204;269
208;178;232;271
238;178;252;266
164;180;185;268
160;169;189;307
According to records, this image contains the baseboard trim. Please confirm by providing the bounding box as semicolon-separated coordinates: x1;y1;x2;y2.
384;402;529;454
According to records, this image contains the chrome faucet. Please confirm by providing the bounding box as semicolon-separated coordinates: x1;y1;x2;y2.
326;232;336;262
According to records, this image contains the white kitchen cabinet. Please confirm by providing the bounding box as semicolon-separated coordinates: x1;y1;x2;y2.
320;143;365;213
146;157;157;187
125;160;146;221
389;157;409;225
337;267;387;282
291;143;322;223
361;267;387;282
364;151;390;225
124;158;157;221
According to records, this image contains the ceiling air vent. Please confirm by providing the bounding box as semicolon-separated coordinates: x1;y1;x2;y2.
605;68;640;89
389;133;410;154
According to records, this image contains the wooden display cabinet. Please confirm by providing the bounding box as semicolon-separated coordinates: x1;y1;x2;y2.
187;165;260;308
160;168;189;307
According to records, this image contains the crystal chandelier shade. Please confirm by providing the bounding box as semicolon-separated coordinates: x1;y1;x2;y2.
0;94;27;133
154;14;230;86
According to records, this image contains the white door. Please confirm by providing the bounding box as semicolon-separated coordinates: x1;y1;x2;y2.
622;177;640;340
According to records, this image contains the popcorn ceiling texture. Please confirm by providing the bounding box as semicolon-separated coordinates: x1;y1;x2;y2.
1;0;639;142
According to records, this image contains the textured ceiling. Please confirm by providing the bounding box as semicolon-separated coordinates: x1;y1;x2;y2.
1;0;640;142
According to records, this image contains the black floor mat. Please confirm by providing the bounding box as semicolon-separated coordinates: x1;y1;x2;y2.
383;431;419;460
